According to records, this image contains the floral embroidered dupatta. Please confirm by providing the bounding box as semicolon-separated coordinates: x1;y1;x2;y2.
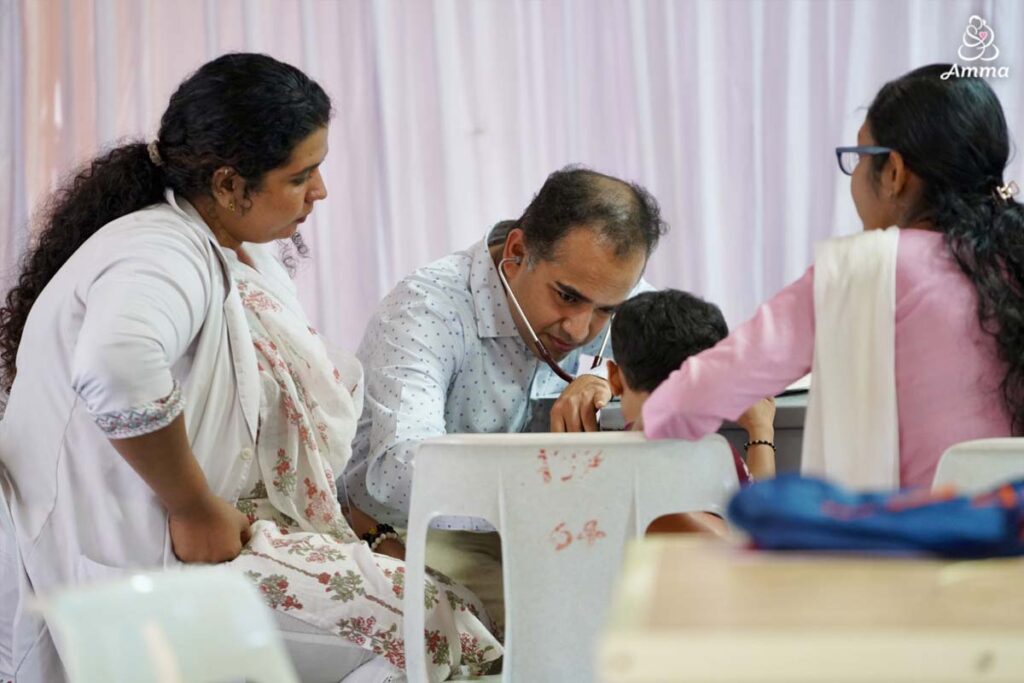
235;264;361;542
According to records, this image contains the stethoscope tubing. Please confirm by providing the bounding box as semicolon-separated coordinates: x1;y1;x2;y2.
496;255;610;383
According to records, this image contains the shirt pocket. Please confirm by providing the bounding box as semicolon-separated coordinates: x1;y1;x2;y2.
73;554;127;585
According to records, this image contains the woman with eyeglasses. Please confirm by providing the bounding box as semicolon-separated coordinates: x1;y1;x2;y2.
640;64;1023;490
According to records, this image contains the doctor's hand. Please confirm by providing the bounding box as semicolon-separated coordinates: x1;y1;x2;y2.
169;492;253;563
550;375;612;433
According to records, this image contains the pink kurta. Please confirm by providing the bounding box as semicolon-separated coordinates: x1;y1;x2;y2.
643;229;1013;488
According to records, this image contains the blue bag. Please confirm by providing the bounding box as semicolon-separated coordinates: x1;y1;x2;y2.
727;474;1024;558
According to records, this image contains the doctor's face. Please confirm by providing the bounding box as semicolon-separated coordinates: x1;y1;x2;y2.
500;227;646;361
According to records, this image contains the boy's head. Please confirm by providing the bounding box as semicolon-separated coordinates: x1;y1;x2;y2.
607;289;728;424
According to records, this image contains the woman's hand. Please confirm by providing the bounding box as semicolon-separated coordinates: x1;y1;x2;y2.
110;415;251;563
737;397;777;480
736;397;776;438
169;492;252;563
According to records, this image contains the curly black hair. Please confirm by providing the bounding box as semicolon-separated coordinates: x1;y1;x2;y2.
611;289;728;393
0;53;331;392
867;64;1024;432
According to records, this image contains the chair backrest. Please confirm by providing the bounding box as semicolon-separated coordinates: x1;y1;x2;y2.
403;432;738;683
42;566;300;683
932;438;1024;494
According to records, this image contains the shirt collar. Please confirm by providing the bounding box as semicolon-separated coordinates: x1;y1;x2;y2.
165;189;220;244
469;227;520;339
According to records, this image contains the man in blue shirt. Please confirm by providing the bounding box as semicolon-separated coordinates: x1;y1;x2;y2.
342;166;665;629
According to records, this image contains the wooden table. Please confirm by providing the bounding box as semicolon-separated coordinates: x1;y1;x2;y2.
598;537;1024;682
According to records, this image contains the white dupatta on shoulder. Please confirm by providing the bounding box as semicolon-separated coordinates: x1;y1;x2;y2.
801;227;901;490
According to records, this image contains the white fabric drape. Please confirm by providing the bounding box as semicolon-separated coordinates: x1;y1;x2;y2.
802;227;900;490
2;0;1022;349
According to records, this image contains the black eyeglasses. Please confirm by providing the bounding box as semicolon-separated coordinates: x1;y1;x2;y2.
835;146;893;176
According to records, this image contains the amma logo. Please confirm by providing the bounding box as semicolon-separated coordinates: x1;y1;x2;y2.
942;16;1010;80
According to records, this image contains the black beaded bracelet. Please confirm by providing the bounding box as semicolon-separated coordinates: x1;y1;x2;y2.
744;439;776;452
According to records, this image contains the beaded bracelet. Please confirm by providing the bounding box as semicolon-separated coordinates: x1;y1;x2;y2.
370;532;402;552
744;439;776;452
360;523;397;546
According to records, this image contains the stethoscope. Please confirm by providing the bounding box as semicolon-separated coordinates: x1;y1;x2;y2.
496;255;612;384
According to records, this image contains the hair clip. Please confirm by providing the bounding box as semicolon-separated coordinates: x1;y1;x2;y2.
994;180;1019;202
147;140;164;167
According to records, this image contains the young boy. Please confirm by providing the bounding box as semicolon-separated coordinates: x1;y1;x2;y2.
606;289;776;533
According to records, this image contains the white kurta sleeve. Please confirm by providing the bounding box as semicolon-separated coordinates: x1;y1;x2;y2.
71;226;212;438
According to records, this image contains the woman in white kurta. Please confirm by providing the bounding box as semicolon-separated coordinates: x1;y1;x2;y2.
0;53;500;683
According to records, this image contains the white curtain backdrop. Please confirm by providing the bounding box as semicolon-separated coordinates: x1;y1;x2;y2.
2;0;1022;349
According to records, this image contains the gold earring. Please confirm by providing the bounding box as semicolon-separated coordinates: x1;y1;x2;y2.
228;200;236;212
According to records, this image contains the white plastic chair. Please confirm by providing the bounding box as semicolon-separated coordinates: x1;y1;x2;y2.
42;566;300;683
403;432;739;683
0;465;18;680
932;437;1024;493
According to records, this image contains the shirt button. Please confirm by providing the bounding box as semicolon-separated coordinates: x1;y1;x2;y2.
240;447;254;461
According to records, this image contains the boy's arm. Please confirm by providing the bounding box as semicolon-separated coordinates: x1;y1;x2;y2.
646;512;729;537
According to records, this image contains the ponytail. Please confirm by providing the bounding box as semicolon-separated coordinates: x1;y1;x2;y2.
0;53;331;393
939;194;1024;432
0;143;164;391
867;65;1024;433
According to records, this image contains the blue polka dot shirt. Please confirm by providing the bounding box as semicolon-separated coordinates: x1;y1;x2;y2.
341;230;644;531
